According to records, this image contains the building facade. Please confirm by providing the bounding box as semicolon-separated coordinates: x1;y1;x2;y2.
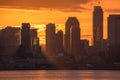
21;23;31;53
93;6;103;47
108;15;120;46
46;23;56;56
64;17;80;55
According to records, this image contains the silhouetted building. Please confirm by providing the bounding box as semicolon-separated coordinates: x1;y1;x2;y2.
80;39;89;55
30;29;41;56
17;23;33;59
0;26;20;63
108;15;120;46
21;23;31;53
46;23;56;56
56;30;64;55
69;17;81;60
35;38;41;55
108;15;120;62
102;39;109;59
31;29;38;47
64;17;81;55
93;6;103;47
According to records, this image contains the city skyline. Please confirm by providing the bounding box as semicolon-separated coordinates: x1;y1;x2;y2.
0;0;120;45
0;2;120;69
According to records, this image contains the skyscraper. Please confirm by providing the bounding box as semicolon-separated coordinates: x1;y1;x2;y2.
64;17;80;54
31;29;38;47
21;23;31;52
108;15;120;62
70;17;81;60
30;29;41;54
93;6;103;47
46;23;56;56
56;30;64;55
108;15;120;46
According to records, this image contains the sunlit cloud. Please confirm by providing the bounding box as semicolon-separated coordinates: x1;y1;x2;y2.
105;9;120;13
0;0;93;12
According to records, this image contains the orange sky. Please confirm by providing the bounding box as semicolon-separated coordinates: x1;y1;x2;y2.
0;0;120;45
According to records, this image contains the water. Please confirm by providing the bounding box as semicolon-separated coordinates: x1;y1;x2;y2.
0;70;120;80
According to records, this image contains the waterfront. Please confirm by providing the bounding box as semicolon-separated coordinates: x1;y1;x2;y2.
0;70;120;80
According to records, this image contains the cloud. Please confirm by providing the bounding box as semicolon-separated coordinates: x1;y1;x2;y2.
0;0;92;12
105;9;120;13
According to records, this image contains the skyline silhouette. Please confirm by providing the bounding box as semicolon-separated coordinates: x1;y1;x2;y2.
0;3;120;70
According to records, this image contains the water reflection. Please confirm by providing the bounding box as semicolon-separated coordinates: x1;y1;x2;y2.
0;70;120;80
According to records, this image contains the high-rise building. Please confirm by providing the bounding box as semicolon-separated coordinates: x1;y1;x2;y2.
56;30;64;55
31;29;38;47
69;17;81;60
30;29;41;54
46;23;56;56
108;15;120;46
64;17;80;54
21;23;31;53
108;15;120;62
93;6;103;47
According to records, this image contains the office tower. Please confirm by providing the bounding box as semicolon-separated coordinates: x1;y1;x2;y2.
93;6;103;47
21;23;31;53
70;17;81;60
108;15;120;46
46;23;56;56
31;29;41;54
64;17;80;54
31;29;39;47
108;15;120;62
56;30;64;55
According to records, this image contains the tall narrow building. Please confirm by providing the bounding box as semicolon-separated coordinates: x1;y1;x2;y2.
46;23;56;56
56;30;64;54
70;17;81;60
64;17;80;54
93;6;103;47
31;29;41;54
31;29;38;47
21;23;31;53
